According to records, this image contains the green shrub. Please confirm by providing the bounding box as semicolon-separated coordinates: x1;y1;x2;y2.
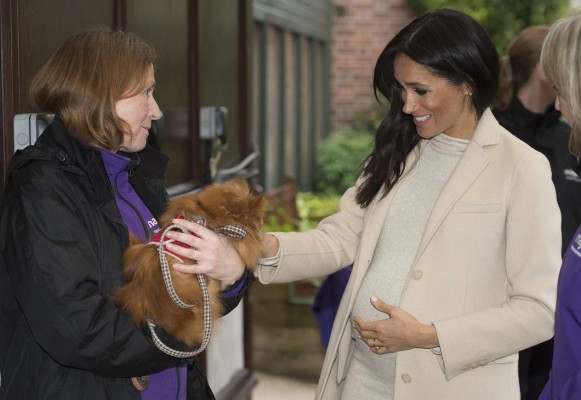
405;0;568;55
263;209;296;233
315;127;374;196
296;192;341;230
264;109;377;233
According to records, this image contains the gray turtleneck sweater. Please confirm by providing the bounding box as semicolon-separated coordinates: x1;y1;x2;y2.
341;133;469;399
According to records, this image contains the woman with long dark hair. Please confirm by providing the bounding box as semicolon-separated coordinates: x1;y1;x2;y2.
258;9;561;400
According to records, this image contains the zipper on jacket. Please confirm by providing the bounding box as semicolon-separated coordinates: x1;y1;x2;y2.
114;172;150;239
175;366;181;400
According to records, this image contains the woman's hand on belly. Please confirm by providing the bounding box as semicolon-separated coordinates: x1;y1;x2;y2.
353;296;439;354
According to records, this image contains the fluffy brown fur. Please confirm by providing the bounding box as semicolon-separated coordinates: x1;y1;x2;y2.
113;179;267;347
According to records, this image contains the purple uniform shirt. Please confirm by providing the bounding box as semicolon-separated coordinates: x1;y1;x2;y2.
539;225;581;399
101;150;187;400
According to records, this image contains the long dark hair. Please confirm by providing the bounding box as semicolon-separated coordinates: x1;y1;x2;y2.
356;9;499;208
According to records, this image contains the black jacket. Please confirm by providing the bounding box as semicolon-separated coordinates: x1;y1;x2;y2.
494;98;581;254
0;118;248;399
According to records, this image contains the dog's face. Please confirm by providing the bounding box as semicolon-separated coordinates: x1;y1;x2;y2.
158;179;268;268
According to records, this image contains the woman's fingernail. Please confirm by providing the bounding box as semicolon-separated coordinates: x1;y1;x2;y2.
370;296;378;303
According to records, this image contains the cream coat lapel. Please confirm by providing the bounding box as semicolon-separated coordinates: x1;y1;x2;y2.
413;109;499;265
350;144;425;294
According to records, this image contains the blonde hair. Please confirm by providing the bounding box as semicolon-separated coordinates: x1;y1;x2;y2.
541;13;581;155
30;26;156;151
494;26;549;110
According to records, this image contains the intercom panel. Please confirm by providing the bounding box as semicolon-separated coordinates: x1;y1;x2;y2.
13;114;54;152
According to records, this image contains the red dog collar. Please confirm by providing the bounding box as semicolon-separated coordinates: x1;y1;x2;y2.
148;215;200;262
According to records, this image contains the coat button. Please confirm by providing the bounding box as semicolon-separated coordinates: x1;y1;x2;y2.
401;373;412;383
412;269;423;280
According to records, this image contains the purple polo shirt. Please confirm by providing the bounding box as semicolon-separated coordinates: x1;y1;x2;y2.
101;149;187;400
539;224;581;399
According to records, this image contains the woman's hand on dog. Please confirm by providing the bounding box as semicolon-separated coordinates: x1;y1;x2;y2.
164;218;245;287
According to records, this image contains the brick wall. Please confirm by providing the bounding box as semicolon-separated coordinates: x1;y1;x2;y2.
331;0;416;129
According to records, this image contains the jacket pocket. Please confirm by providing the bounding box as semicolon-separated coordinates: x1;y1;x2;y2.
454;201;501;213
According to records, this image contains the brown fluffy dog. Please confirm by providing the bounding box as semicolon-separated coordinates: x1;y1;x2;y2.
113;179;267;348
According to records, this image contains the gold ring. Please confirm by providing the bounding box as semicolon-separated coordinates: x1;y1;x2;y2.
374;346;380;351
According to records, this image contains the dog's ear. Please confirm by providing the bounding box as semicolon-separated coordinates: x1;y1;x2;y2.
158;193;208;228
228;178;250;191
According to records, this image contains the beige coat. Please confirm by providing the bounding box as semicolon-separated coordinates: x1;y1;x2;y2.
257;109;562;400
